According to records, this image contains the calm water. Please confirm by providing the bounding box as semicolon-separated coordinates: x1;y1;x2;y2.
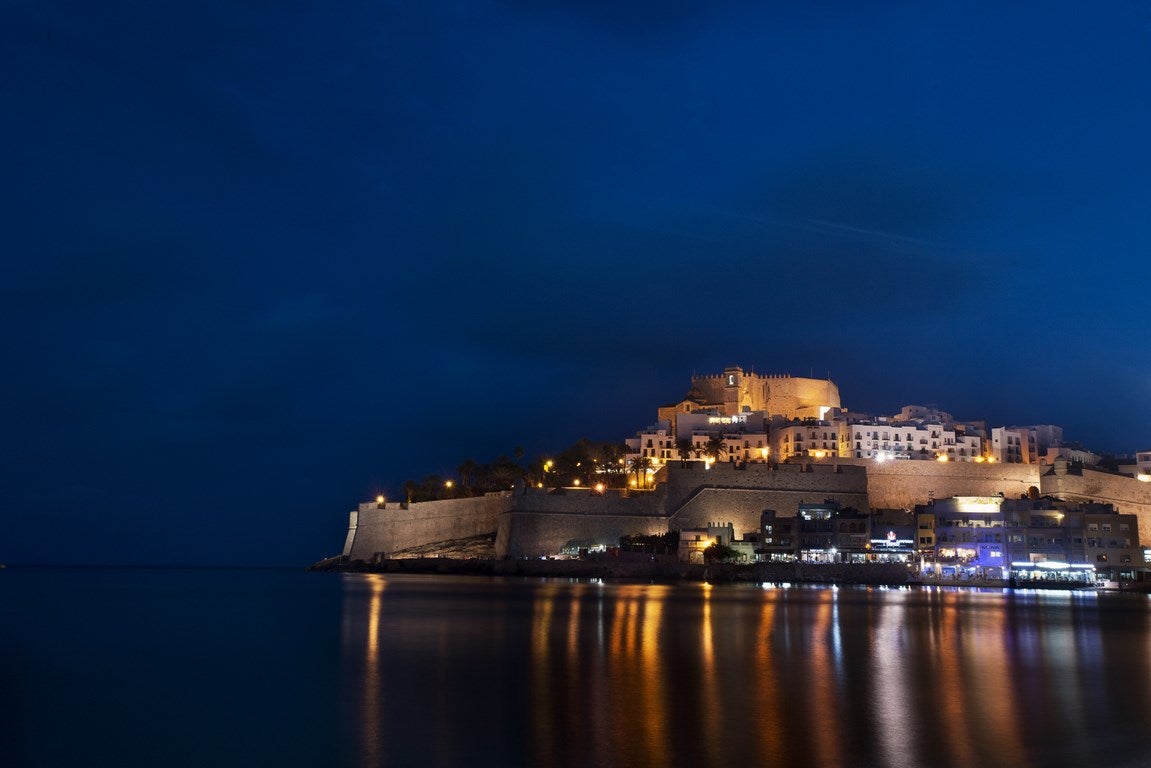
3;569;1150;767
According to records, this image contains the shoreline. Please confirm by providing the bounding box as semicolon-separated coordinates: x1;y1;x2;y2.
311;555;1151;591
311;555;924;586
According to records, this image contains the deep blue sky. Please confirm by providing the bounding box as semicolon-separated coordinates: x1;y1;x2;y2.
5;1;1150;566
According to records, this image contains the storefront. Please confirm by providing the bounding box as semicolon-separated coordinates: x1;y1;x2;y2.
1008;561;1095;587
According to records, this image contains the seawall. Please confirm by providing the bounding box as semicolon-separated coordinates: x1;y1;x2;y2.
495;485;667;559
335;461;1151;563
344;493;511;562
665;462;870;534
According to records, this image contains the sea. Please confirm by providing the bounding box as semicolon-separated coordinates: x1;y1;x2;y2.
3;567;1150;768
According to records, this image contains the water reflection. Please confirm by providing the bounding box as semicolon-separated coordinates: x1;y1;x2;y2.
341;576;1151;768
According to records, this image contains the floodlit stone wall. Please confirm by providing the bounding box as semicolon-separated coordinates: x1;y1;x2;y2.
340;458;1151;561
495;511;667;559
664;462;870;534
670;487;871;535
494;485;668;558
1042;465;1151;541
862;459;1041;509
345;493;510;561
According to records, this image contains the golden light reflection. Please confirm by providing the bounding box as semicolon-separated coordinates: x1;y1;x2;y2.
638;586;669;767
700;583;723;766
362;575;385;768
807;591;843;768
754;595;783;762
530;584;559;768
963;597;1026;767
873;599;912;768
600;584;672;768
933;591;978;766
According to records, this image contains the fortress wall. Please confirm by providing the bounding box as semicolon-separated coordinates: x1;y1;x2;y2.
862;460;1041;510
669;487;871;535
768;376;841;413
510;485;667;516
1042;468;1151;537
664;462;868;508
495;511;667;559
346;493;510;561
495;485;668;558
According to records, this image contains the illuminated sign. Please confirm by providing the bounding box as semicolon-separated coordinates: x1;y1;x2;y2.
708;416;734;424
955;497;1003;514
871;536;914;548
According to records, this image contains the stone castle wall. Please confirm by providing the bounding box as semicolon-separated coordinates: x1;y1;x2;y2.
670;487;872;536
1042;465;1151;539
765;376;841;417
664;462;867;506
664;462;869;534
861;460;1042;509
687;370;840;418
345;493;510;561
341;459;1151;562
495;485;668;558
495;511;667;559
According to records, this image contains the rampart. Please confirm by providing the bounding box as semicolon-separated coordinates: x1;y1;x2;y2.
1041;464;1151;537
338;459;1151;563
495;486;668;559
665;462;870;534
861;460;1041;509
344;493;510;562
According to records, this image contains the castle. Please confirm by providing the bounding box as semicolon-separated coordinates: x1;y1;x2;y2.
338;366;1151;579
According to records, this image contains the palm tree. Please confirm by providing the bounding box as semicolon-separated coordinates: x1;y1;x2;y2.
599;443;626;486
457;459;479;494
676;438;695;467
705;435;727;463
631;456;653;488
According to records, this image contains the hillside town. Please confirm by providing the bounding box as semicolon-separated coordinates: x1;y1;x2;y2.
331;366;1151;590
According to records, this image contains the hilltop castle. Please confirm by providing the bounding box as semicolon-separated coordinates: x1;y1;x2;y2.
337;365;1151;582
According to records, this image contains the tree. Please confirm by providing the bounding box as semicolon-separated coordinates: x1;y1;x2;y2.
457;459;479;495
703;542;741;563
705;435;727;462
631;456;653;488
676;438;695;467
488;455;524;490
599;443;625;487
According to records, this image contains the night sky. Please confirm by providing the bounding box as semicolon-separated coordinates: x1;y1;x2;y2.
6;1;1151;567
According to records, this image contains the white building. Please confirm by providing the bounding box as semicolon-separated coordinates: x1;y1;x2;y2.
850;419;982;462
774;420;849;461
1136;451;1151;479
625;422;676;466
991;427;1034;464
